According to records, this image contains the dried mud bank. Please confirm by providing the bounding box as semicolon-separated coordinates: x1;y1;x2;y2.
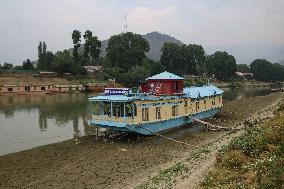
0;93;283;189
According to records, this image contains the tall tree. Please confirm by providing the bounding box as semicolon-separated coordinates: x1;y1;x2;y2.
22;59;34;70
38;41;42;59
160;42;206;75
160;42;182;74
83;30;92;58
83;30;101;64
106;32;150;71
72;30;81;62
207;51;237;81
89;36;101;62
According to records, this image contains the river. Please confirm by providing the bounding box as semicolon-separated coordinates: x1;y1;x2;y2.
0;87;271;156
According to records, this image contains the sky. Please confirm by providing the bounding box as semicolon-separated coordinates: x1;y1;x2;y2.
0;0;284;65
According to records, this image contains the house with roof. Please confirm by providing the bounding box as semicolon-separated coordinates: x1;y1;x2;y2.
141;71;184;95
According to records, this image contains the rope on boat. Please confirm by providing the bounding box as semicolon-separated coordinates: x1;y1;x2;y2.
138;126;197;147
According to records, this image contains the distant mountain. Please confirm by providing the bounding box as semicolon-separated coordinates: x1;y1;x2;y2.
143;31;182;61
279;59;284;66
75;31;182;61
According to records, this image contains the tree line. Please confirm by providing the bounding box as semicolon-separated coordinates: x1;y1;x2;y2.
2;30;284;85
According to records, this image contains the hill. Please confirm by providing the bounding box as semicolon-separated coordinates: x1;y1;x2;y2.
75;31;182;61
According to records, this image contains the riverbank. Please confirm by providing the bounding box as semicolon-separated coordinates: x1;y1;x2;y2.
200;113;284;188
0;93;284;188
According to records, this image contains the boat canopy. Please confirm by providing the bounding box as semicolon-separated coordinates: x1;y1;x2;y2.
183;85;223;99
88;95;135;102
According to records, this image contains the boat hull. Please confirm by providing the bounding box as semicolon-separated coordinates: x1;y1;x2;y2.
90;107;221;135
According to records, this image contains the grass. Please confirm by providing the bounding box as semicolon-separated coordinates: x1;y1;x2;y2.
201;112;284;189
135;162;187;189
135;147;211;189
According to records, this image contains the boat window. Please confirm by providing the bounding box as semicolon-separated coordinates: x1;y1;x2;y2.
156;107;161;119
184;100;188;107
172;105;178;116
204;100;206;109
41;87;45;91
92;102;100;115
219;96;221;103
112;103;124;117
142;108;149;121
8;88;13;92
125;102;137;117
196;101;200;111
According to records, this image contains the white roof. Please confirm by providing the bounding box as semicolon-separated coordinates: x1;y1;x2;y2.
146;71;184;80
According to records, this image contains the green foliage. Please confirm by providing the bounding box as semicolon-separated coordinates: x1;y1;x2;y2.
206;51;237;81
72;30;81;61
37;41;54;70
22;59;34;70
106;32;150;71
83;30;101;63
1;62;13;70
51;50;86;75
250;59;284;82
203;114;284;189
237;64;250;73
135;162;186;189
160;42;206;75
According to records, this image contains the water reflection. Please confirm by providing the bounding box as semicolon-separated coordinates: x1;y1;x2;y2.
0;94;97;155
0;94;95;134
222;87;271;101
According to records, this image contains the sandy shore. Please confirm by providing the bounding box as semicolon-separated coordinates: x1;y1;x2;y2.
1;93;283;189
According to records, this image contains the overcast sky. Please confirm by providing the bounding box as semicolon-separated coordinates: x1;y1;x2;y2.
0;0;284;64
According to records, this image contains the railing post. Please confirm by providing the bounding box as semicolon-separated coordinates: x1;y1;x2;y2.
124;102;126;124
111;101;113;122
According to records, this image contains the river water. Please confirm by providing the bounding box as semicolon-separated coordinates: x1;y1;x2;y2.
0;87;271;156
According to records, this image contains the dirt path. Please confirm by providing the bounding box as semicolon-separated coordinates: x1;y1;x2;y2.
0;93;283;189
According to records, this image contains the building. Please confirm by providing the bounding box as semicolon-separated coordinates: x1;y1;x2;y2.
0;84;53;95
235;72;253;79
141;71;184;95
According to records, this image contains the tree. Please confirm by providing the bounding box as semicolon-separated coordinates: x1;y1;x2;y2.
83;30;92;58
161;42;206;75
250;59;284;81
106;32;150;71
22;59;34;70
51;50;87;75
207;51;237;81
37;41;53;70
237;64;250;73
160;42;183;74
2;62;13;70
124;65;150;87
89;36;101;62
72;30;81;62
83;30;101;64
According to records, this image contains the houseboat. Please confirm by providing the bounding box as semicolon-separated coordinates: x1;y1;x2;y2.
0;83;53;95
89;71;223;135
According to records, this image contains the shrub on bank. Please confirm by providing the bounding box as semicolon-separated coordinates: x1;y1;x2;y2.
202;113;284;189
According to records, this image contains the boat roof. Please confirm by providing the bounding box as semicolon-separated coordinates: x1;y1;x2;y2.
146;71;184;80
89;85;223;102
89;95;135;102
183;85;223;98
